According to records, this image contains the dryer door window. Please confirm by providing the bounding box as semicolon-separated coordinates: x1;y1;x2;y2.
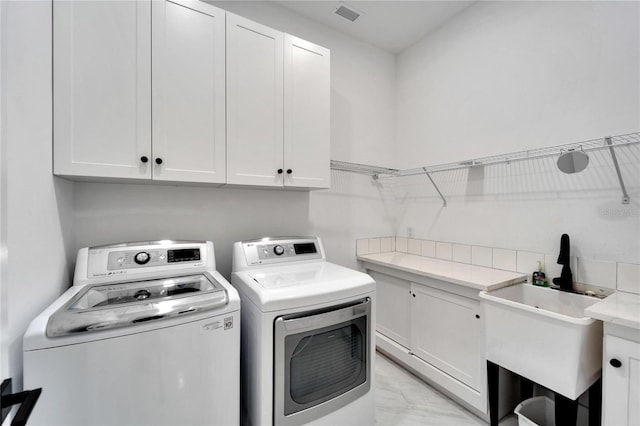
288;321;366;406
273;298;371;425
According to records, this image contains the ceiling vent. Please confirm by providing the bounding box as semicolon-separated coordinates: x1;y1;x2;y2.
334;2;362;23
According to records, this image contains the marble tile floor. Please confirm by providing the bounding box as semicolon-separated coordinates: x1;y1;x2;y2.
375;351;518;426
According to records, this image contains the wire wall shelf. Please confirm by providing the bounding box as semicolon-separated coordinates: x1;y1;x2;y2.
377;132;640;178
329;132;640;206
329;160;399;178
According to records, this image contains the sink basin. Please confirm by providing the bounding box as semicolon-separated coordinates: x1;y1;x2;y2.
480;283;603;400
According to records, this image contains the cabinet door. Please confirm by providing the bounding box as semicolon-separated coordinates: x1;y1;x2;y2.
53;0;151;179
283;35;330;189
226;13;284;187
410;284;482;391
369;271;411;348
603;335;640;425
152;0;226;184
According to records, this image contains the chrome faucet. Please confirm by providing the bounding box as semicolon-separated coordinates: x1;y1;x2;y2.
552;234;573;291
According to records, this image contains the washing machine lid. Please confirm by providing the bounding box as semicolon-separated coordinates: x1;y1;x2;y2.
46;273;228;337
231;262;375;312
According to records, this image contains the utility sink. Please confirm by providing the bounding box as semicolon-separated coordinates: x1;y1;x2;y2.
480;283;604;400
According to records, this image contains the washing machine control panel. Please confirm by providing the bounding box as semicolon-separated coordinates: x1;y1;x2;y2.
241;238;323;266
85;241;208;278
106;247;201;271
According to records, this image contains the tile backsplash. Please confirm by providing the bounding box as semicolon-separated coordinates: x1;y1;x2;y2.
617;262;640;294
471;245;492;267
420;240;436;257
356;236;640;295
452;244;471;264
435;242;453;260
408;238;421;255
492;248;517;272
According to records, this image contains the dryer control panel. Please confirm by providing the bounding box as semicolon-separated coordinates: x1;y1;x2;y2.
238;237;324;267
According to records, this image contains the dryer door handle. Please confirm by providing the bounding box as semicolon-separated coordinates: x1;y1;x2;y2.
276;297;371;333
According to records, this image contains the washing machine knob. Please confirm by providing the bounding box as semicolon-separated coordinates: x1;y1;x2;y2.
134;289;151;300
134;251;151;265
273;245;285;256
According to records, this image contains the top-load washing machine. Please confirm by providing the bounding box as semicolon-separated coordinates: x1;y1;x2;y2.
231;237;376;426
23;240;240;426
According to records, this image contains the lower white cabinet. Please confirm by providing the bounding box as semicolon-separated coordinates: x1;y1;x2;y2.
368;265;487;415
370;271;411;348
410;284;483;391
603;332;640;425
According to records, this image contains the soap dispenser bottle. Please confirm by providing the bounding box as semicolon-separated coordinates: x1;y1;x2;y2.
532;261;548;286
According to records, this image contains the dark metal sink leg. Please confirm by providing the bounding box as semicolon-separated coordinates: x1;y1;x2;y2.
487;361;499;426
555;392;578;426
520;376;534;400
589;378;602;426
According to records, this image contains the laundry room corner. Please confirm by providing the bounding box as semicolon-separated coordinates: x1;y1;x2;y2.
1;0;75;393
1;0;638;425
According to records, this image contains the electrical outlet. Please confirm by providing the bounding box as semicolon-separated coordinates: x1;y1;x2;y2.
407;227;414;237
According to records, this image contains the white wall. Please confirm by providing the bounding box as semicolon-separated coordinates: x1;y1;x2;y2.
394;1;640;265
72;1;397;278
0;0;7;382
4;0;637;391
1;1;75;388
0;0;396;390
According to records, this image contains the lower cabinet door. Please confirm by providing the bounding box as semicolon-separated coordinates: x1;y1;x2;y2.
603;334;640;426
410;283;482;391
369;271;411;348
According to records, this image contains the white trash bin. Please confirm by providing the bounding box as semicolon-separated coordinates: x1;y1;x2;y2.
514;396;556;426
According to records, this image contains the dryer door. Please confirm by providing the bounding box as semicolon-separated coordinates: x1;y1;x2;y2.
273;298;371;426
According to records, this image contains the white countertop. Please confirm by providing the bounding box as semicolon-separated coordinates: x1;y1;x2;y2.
357;252;527;291
585;291;640;330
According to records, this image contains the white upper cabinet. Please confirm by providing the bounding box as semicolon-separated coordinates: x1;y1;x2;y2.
54;2;330;189
227;14;331;189
284;35;330;189
226;13;284;187
152;0;226;184
53;0;152;179
54;0;225;184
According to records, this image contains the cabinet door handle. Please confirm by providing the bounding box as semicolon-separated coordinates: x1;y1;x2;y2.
286;169;293;174
610;358;622;368
277;169;283;174
412;293;416;298
140;156;149;164
155;158;163;165
475;314;480;319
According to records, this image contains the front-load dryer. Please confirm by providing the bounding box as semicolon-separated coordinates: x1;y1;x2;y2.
23;240;240;426
231;237;376;426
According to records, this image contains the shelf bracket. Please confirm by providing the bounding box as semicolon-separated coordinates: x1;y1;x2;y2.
422;167;447;207
605;137;630;204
